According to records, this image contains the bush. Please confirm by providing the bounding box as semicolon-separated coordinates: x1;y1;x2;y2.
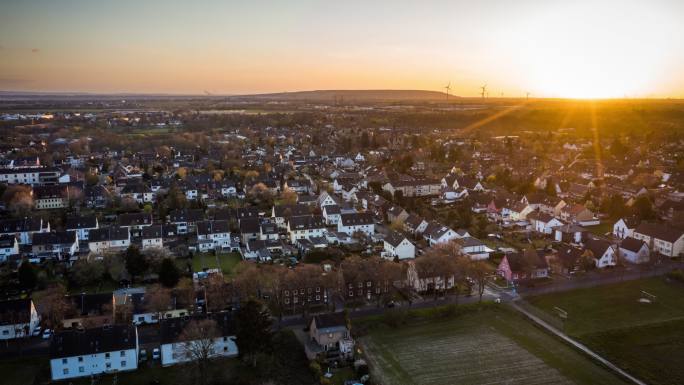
382;308;409;328
667;269;684;283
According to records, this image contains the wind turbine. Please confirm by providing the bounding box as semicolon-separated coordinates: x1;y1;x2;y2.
480;84;487;99
444;82;451;101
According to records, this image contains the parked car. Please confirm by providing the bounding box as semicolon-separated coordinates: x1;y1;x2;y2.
32;327;42;337
42;329;52;339
139;349;148;362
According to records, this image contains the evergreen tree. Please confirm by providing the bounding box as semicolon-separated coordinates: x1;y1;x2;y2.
235;299;273;367
158;258;180;288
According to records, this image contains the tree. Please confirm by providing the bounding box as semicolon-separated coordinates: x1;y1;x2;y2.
235;299;272;367
125;245;148;282
18;261;37;290
632;195;655;220
466;260;493;303
2;185;33;216
144;284;172;315
71;260;105;287
158;258;180;288
178;319;220;385
204;275;232;313
37;284;74;329
280;189;298;205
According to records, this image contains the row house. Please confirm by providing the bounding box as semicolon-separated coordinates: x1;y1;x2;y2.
88;227;131;255
159;312;237;367
141;225;164;250
31;231;79;260
120;183;154;204
0;298;40;340
287;215;326;242
169;208;205;234
272;204;311;229
382;231;415;260
632;223;684;258
337;213;374;236
0;166;60;186
0;217;49;244
66;215;99;241
382;179;441;198
0;235;19;262
196;220;233;252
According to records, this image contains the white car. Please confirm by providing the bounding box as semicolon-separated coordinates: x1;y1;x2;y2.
152;348;161;360
32;327;42;337
42;329;52;339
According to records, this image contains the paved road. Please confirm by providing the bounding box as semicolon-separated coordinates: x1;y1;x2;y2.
510;300;646;385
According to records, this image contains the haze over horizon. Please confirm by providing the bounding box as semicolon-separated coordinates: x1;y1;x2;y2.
2;0;683;99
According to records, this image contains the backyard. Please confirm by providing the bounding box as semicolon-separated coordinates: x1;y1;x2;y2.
359;306;625;385
526;276;684;384
191;252;242;277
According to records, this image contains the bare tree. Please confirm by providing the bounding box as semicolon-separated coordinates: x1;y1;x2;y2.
179;319;220;385
144;285;171;317
466;259;493;303
36;284;74;330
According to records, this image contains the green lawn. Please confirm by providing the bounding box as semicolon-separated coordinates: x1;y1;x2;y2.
359;306;625;385
526;277;684;384
585;222;614;237
192;252;241;276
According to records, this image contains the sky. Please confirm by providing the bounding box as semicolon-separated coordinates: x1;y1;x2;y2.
1;0;683;98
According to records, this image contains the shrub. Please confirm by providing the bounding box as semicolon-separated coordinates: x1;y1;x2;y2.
667;269;684;283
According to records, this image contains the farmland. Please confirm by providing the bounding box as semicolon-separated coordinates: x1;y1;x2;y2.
359;306;625;385
527;277;684;384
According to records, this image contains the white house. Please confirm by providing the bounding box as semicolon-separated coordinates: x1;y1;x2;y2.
338;213;375;236
159;313;238;367
66;215;99;241
423;222;458;246
287;215;327;242
458;237;491;260
613;217;639;239
584;238;617;268
619;237;650;264
88;227;131;255
0;217;49;245
0;299;40;340
127;293;189;325
383;231;415;260
322;205;342;226
528;212;564;235
50;325;138;381
196;220;232;252
0;235;19;262
632;223;684;258
141;225;164;250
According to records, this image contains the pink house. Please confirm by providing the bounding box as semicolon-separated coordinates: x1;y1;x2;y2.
497;250;549;282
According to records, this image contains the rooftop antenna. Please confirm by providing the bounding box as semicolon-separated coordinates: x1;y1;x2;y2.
444;82;451;101
480;84;487;99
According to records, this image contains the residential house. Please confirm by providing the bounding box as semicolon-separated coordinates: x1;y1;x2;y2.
0;299;40;340
527;211;565;235
159;312;237;367
141;225;163;250
88;227;131;255
338;213;375;236
552;244;584;274
0;235;19;262
584;238;617;268
49;325;138;381
63;293;114;329
403;214;428;235
497;249;550;282
169;209;205;234
382;179;441;198
560;204;598;226
0;217;49;245
322;205;341;226
613;217;640;239
31;231;79;260
287;215;327;242
386;205;409;224
632;223;684;258
120;183;154;204
66;215;99;241
128;292;189;325
382;231;415;260
457;237;490;260
553;224;585;244
196;220;233;252
304;312;354;362
423;222;458;246
118;213;153;237
239;218;261;244
619;237;650;264
272;204;311;229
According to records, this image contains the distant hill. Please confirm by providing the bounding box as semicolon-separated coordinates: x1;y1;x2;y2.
233;89;452;102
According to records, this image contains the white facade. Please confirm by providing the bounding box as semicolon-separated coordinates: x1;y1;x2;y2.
0;301;39;340
613;219;634;239
161;336;238;366
50;347;138;381
142;237;163;250
595;246;617;268
383;238;415;260
620;243;650;264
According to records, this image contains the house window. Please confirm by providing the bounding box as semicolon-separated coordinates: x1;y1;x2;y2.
284;298;290;304
357;282;362;288
78;357;83;362
284;290;289;296
105;353;110;359
366;281;371;287
63;369;69;375
121;361;126;367
348;291;353;297
120;351;126;357
62;358;67;364
316;295;320;301
106;363;111;369
79;367;84;373
223;346;228;352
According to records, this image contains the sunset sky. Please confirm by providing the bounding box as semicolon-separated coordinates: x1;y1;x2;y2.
1;0;683;98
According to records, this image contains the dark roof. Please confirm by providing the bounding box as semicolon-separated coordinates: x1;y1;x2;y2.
32;231;76;246
384;230;408;248
89;226;129;242
118;212;153;227
66;215;97;230
555;244;583;265
340;213;374;226
50;325;137;359
160;312;235;344
312;312;347;330
288;215;326;230
635;223;684;243
169;208;205;223
239;218;260;234
584;238;613;257
0;234;18;248
0;218;42;233
0;299;32;325
142;224;163;238
620;237;647;253
273;204;310;218
323;205;341;215
506;249;548;272
197;220;230;235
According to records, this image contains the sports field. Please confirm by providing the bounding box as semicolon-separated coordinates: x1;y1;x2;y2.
360;307;625;385
527;276;684;385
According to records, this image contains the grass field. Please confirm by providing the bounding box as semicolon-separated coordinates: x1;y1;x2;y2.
585;222;614;237
527;277;684;384
360;306;626;385
191;252;241;276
